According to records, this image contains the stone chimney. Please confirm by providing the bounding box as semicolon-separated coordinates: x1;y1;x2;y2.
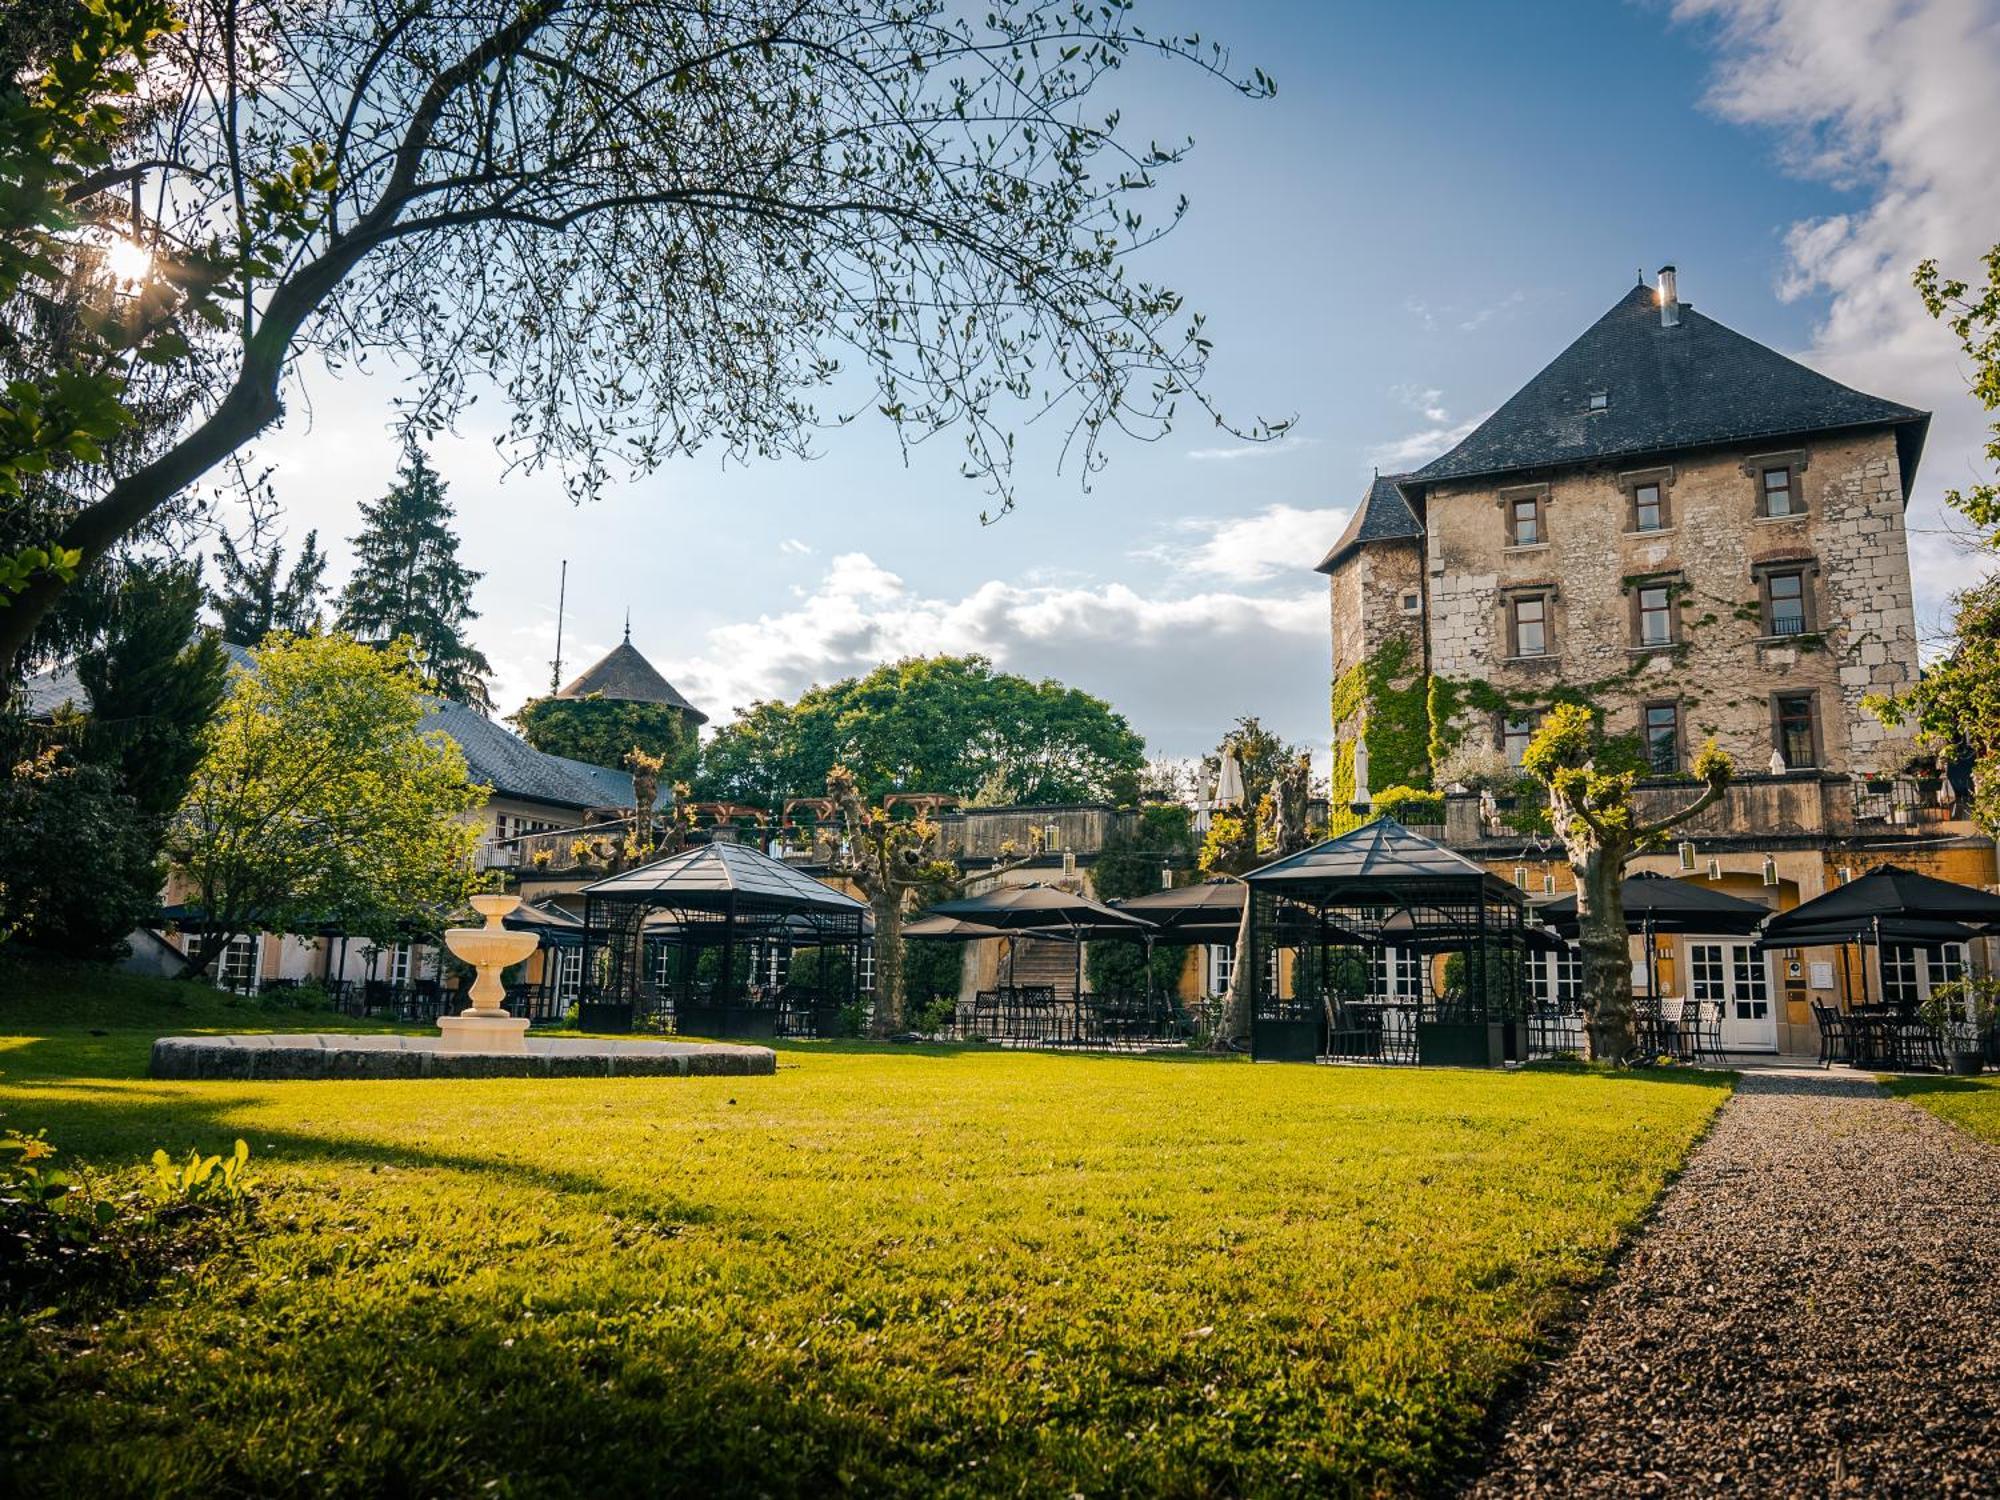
1658;264;1680;328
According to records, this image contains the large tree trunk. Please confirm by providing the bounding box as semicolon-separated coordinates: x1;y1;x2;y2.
871;897;904;1038
1211;895;1253;1052
1572;844;1635;1061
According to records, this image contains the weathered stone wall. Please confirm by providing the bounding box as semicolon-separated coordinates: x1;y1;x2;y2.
1421;428;1918;774
1328;539;1428;799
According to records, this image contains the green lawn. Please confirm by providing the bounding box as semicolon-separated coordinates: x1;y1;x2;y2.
2;963;1729;1498
1884;1073;2000;1145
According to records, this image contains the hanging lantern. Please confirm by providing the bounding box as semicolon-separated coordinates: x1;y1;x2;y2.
1514;866;1528;890
1542;872;1556;895
1837;865;1853;885
1678;840;1697;872
1707;858;1723;881
1160;865;1173;890
1761;855;1779;887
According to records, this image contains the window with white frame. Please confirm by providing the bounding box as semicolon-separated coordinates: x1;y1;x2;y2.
1370;947;1422;1001
1883;942;1968;1009
859;944;876;994
1534;946;1581;1008
390;941;413;986
555;947;582;1002
1206;943;1234;997
209;933;258;992
761;945;790;988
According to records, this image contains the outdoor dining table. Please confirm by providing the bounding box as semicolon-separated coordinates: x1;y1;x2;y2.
1844;1007;1943;1071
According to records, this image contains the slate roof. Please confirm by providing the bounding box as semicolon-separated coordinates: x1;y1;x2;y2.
19;640;255;717
581;840;868;916
1315;472;1422;574
557;638;707;724
419;699;639;811
1407;282;1929;495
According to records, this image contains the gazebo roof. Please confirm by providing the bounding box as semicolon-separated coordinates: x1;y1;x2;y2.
581;840;867;917
1246;817;1517;900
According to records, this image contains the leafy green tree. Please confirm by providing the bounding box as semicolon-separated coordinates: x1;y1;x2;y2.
78;560;229;824
210;529;328;644
699;655;1146;806
335;445;492;711
0;1;1277;677
0;561;226;958
512;696;694;781
1521;704;1732;1060
166;632;484;976
1871;249;2000;831
1;0;327;674
0;737;161;958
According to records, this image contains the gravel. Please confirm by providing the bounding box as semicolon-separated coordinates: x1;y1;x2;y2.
1469;1069;2000;1497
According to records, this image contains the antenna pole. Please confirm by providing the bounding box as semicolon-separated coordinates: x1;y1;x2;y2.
549;559;568;694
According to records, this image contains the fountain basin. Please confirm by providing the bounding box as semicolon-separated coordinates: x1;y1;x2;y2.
150;1032;776;1081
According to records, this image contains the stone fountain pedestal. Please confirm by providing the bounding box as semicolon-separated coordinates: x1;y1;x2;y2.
438;892;541;1053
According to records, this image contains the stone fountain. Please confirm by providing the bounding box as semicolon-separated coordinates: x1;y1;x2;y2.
147;890;778;1080
436;893;540;1052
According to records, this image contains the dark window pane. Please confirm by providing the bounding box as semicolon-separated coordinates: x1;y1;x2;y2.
1777;694;1815;767
1768;572;1806;635
1645;704;1678;773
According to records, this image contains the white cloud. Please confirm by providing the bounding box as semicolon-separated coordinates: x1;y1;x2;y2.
1368;408;1488;474
649;552;1329;759
1145;504;1352;584
1677;0;2000;632
1185;433;1320;462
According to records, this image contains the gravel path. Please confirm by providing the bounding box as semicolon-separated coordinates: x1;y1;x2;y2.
1470;1069;2000;1497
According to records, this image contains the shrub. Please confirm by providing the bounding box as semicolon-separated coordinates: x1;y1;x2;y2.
1372;785;1445;825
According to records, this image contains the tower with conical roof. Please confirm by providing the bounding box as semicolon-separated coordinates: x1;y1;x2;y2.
556;618;708;732
513;619;706;778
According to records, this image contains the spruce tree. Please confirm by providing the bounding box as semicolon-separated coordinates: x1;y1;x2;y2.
211;529;329;644
335;445;493;711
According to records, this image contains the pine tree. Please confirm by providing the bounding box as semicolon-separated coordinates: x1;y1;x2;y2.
335;445;493;711
211;529;329;644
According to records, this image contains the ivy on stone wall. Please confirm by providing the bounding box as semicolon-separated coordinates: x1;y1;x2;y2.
1328;637;1431;803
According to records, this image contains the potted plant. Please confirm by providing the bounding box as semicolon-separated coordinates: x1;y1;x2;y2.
1920;977;1998;1077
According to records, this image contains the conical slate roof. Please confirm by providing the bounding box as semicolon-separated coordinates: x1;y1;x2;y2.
557;636;707;724
1315;472;1421;574
1247;817;1514;897
581;840;866;915
1408;282;1928;494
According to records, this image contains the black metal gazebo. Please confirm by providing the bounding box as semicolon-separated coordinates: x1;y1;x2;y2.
580;841;870;1038
1244;818;1531;1065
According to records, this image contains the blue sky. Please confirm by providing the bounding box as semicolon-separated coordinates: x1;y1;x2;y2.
247;0;2000;768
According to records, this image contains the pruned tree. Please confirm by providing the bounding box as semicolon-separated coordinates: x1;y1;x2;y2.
1197;718;1309;1052
825;763;956;1038
0;0;1282;676
1520;704;1733;1060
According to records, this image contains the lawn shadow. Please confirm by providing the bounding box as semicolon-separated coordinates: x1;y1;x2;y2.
2;1075;721;1230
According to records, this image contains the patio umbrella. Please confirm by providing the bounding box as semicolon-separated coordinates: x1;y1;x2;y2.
1538;872;1769;938
1759;864;2000;946
922;884;1153;1014
1756;864;2000;1010
1111;879;1244;934
902;913;1014;941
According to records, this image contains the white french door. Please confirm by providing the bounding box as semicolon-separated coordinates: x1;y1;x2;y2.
1687;941;1775;1052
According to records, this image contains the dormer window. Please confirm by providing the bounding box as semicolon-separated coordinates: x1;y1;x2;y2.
1587;391;1609;413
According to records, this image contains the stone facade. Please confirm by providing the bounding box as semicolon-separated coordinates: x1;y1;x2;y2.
1419;429;1920;774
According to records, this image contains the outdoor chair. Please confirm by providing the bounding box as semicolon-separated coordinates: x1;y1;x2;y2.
362;979;395;1015
1683;1000;1724;1064
1810;1001;1850;1069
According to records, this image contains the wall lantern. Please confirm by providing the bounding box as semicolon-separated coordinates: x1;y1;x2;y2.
1514;866;1528;890
1761;855;1779;887
1160;865;1173;890
1542;873;1556;895
1707;858;1723;881
1678;840;1697;872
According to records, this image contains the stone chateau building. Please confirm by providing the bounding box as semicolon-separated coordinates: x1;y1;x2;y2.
1318;267;1996;1055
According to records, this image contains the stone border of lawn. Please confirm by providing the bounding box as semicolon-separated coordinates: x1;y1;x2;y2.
150;1033;776;1080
